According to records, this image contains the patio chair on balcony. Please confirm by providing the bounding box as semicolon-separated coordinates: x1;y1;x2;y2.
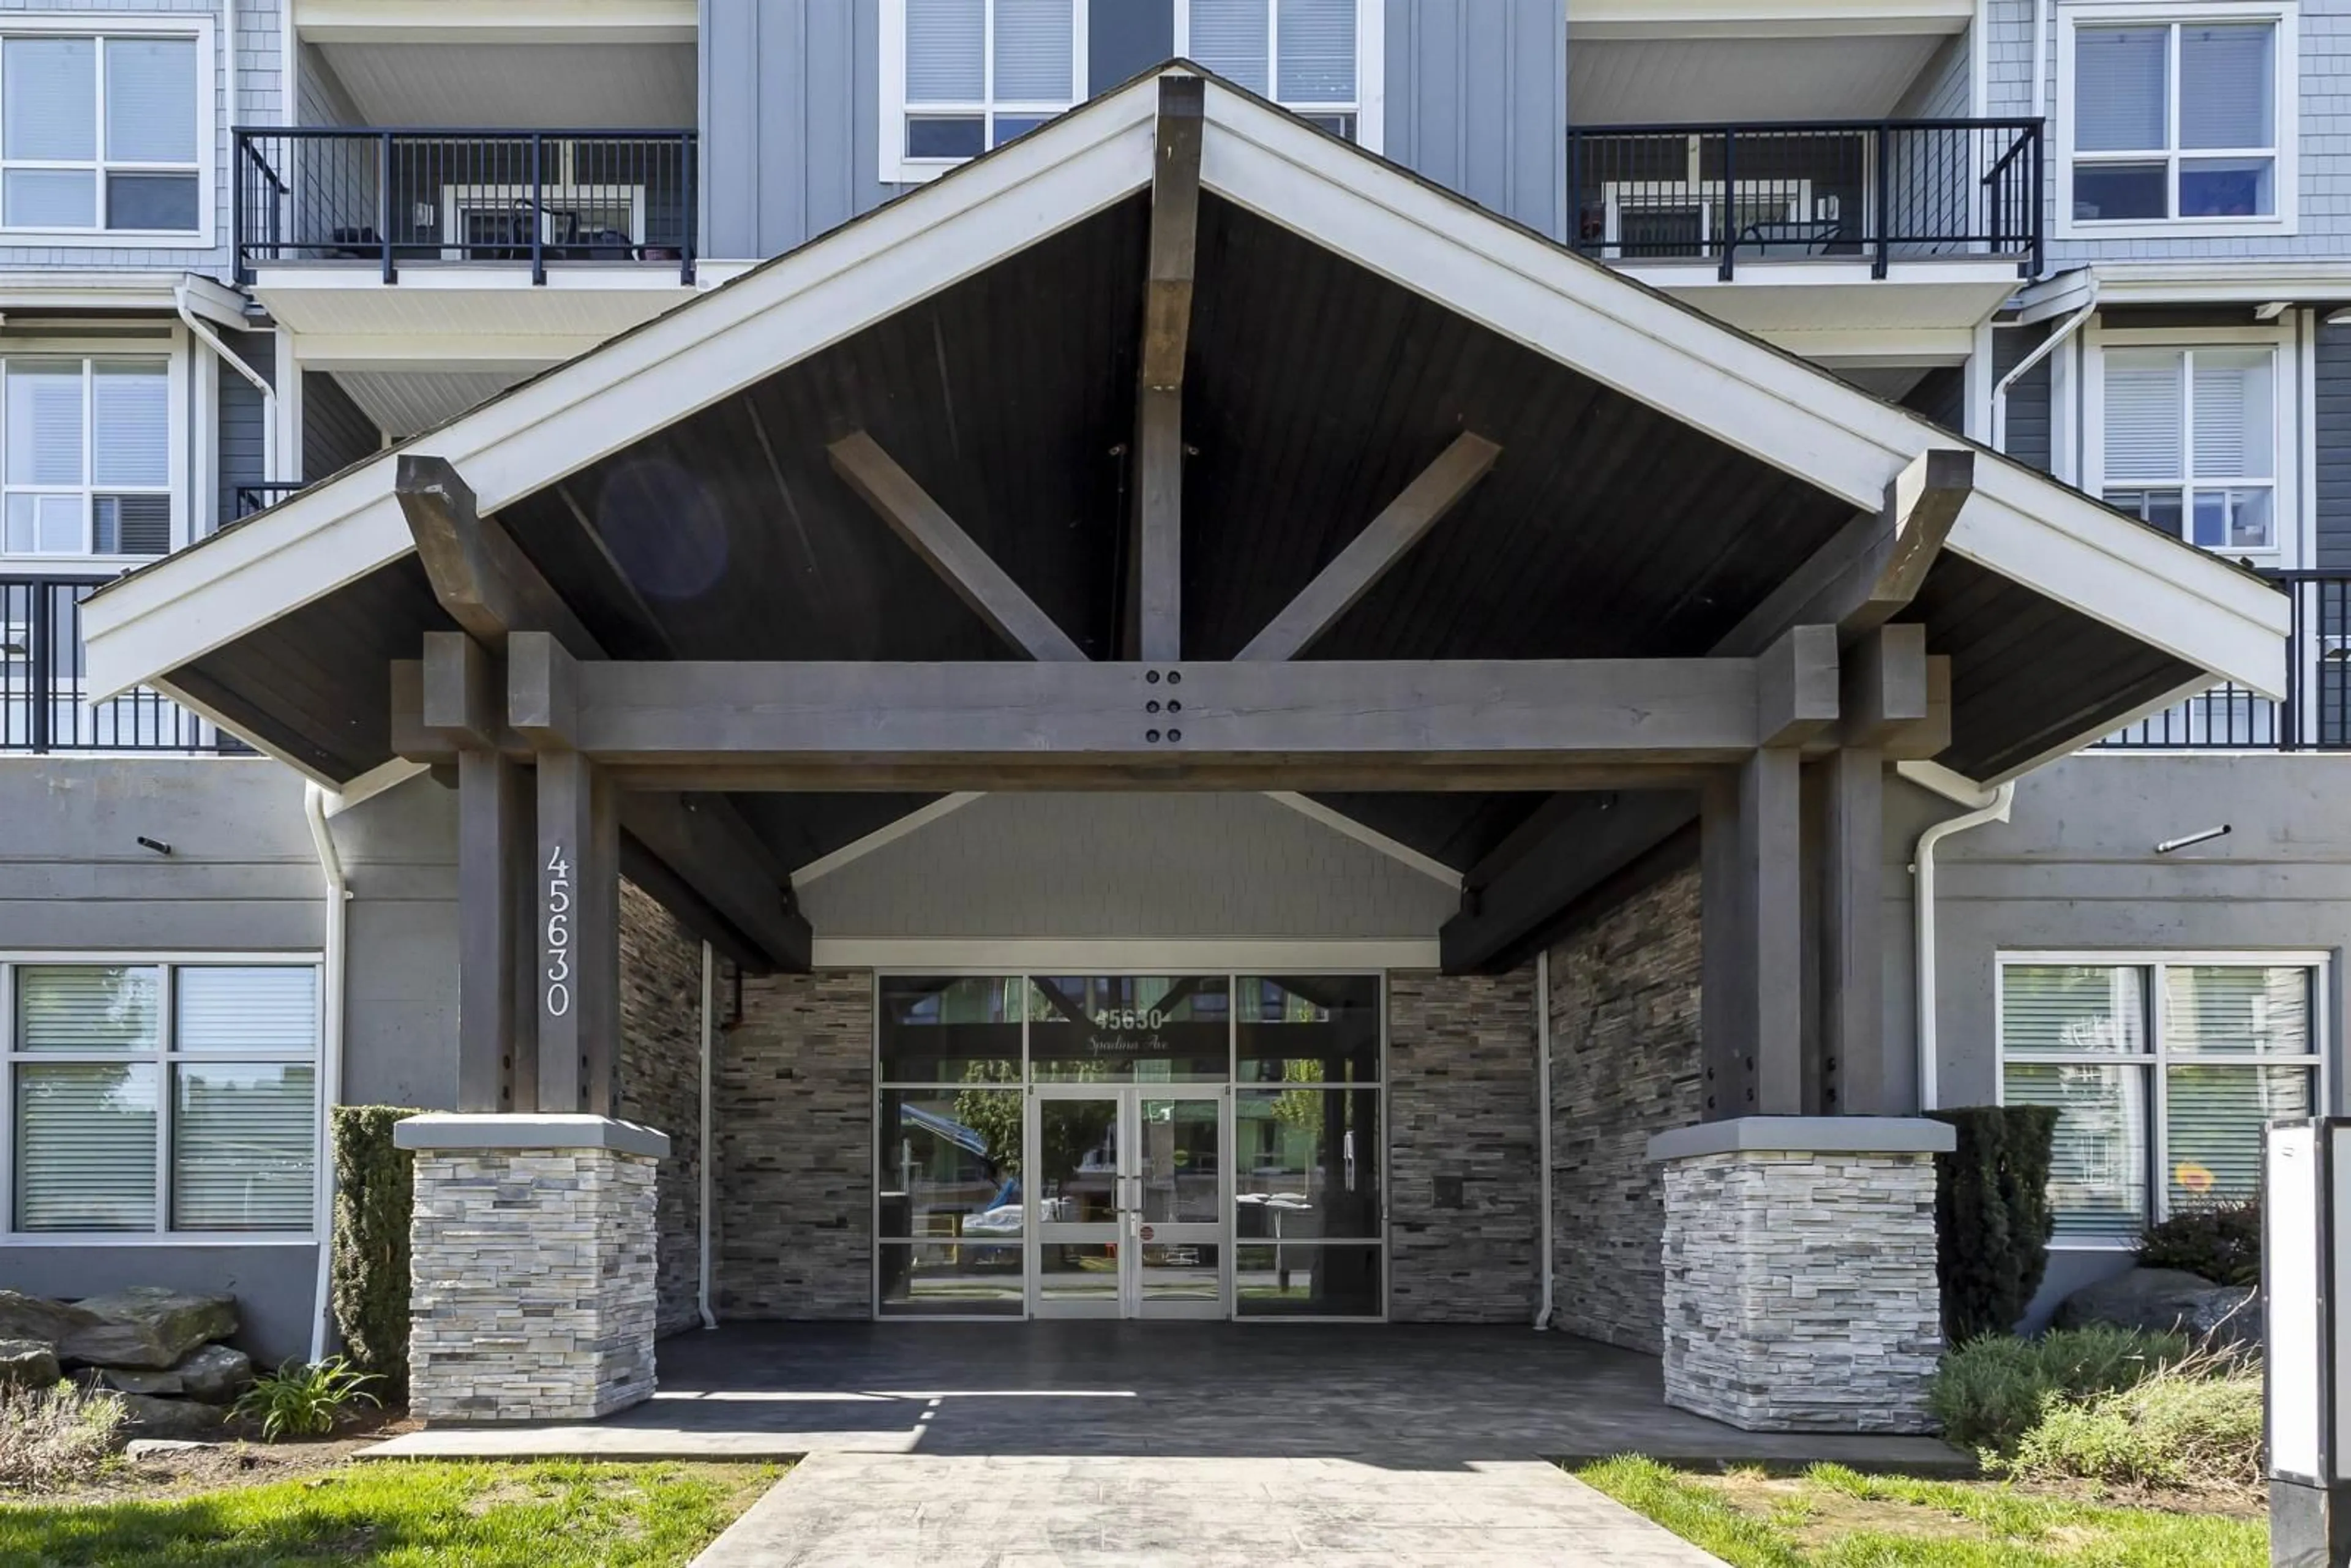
1734;218;1843;258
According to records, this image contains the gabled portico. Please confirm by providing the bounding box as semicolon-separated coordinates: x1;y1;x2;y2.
83;65;2285;1435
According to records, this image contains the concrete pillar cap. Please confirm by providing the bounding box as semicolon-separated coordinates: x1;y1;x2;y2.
393;1112;671;1160
1646;1115;1956;1163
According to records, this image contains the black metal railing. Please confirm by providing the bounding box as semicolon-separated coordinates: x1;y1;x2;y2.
2096;571;2351;751
1567;118;2042;280
1;577;224;754
234;127;697;285
234;481;310;519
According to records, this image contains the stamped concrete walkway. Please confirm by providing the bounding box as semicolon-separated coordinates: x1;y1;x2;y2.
689;1452;1726;1567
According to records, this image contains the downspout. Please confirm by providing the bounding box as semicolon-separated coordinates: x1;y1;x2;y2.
1992;281;2098;456
697;940;718;1330
302;781;350;1365
1901;765;2014;1113
1534;947;1554;1330
175;282;277;475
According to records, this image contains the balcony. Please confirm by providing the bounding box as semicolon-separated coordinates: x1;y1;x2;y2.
1567;118;2042;354
2095;572;2350;752
2;578;226;755
231;127;702;372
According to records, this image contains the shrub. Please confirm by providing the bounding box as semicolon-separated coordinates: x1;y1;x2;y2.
0;1381;124;1491
1926;1104;2060;1343
1930;1325;2188;1455
331;1104;418;1399
2002;1351;2264;1491
232;1356;381;1442
2139;1198;2260;1288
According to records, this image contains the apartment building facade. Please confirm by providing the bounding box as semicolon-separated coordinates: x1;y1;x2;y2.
0;0;2333;1427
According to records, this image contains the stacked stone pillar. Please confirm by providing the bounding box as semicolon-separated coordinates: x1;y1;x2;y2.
1648;1117;1952;1433
395;1114;669;1423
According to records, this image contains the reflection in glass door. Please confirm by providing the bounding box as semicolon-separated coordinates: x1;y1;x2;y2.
1030;1086;1227;1318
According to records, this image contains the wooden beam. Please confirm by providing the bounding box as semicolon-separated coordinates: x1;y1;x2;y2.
421;631;504;749
1238;433;1503;661
599;762;1723;793
456;748;524;1113
1839;624;1930;748
548;656;1788;767
1813;746;1887;1115
507;628;580;746
1756;624;1840;747
827;430;1086;663
1713;448;1974;656
1701;749;1804;1120
1125;75;1202;663
1440;790;1700;973
621;793;812;974
396;454;600;658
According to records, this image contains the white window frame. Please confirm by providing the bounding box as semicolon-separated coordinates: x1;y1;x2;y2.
879;0;1091;185
2083;321;2304;568
2055;0;2298;241
0;329;192;569
0;15;216;247
0;953;325;1247
1174;0;1385;155
1997;950;2332;1250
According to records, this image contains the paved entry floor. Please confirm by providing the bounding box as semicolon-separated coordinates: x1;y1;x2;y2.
690;1452;1725;1567
366;1321;1964;1468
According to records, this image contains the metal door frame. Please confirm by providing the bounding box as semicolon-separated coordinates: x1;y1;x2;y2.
1026;1081;1230;1319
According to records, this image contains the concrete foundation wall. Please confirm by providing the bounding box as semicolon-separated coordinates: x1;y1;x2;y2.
1385;968;1540;1323
1545;866;1703;1353
616;882;708;1338
715;970;875;1319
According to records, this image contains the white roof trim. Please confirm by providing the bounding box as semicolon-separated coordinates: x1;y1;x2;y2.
1261;793;1463;888
2017;260;2351;322
790;794;985;889
84;68;2286;718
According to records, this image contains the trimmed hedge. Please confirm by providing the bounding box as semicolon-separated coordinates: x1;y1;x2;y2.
1926;1103;2060;1345
330;1105;419;1400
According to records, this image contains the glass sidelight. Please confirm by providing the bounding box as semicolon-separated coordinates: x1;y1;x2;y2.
1030;1086;1228;1318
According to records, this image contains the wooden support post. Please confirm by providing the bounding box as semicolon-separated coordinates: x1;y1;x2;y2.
1816;745;1886;1115
535;747;619;1116
1701;748;1804;1119
1125;75;1202;662
456;746;525;1112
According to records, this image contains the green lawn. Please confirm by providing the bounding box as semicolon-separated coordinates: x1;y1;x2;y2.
1577;1456;2266;1568
0;1459;779;1568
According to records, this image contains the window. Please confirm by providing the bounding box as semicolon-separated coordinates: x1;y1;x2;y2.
2061;6;2293;235
1179;0;1376;143
2100;345;2277;552
2000;958;2324;1242
0;29;202;234
1;358;171;557
881;0;1086;180
6;961;320;1236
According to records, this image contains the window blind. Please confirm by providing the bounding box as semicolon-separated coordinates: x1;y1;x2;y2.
6;365;87;489
91;361;167;490
2000;964;2147;1054
3;38;96;161
170;1063;314;1231
2165;1063;2309;1209
2103;356;2184;484
2189;353;2271;481
174;966;317;1055
2075;26;2168;152
2180;24;2274;150
993;0;1073;102
2162;964;2309;1055
13;1062;157;1231
1277;0;1355;103
2002;1062;2148;1239
102;37;196;165
1191;0;1271;96
92;495;168;555
16;965;158;1052
907;0;984;102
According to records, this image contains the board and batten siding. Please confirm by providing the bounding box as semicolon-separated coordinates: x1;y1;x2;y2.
215;327;271;534
700;0;1567;260
2316;319;2351;570
1990;321;2052;475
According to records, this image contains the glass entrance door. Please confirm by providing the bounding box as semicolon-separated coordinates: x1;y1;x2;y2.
1030;1086;1226;1318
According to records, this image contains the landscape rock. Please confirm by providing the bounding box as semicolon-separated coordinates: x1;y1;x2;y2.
2053;1266;2263;1351
97;1367;182;1396
58;1288;237;1370
126;1438;217;1459
116;1394;228;1438
0;1289;97;1347
0;1338;61;1387
173;1345;255;1404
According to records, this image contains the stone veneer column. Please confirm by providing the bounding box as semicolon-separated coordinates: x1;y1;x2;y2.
1649;1116;1954;1434
395;1113;670;1423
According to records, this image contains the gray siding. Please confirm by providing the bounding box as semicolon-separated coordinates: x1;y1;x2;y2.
1899;366;1966;438
1892;29;1970;119
1991;323;2050;473
1093;0;1173;92
2319;320;2351;570
301;370;380;484
216;328;270;532
702;0;1567;258
795;792;1459;938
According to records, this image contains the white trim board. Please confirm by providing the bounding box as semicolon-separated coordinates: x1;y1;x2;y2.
80;66;2289;730
792;794;984;889
1261;793;1461;888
